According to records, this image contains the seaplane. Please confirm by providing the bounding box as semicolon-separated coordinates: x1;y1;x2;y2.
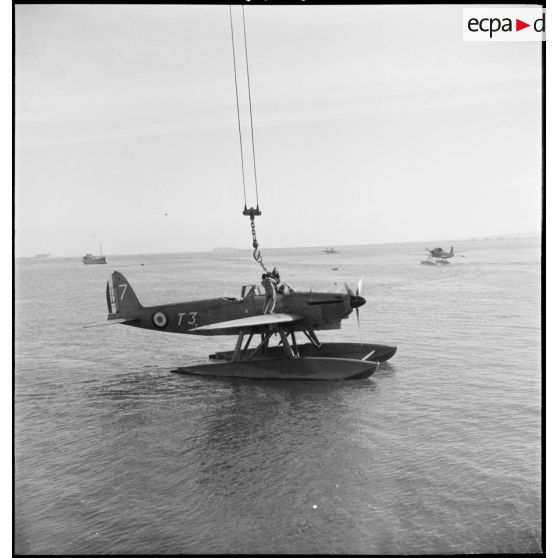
85;271;397;380
322;248;339;254
421;245;454;265
84;8;397;381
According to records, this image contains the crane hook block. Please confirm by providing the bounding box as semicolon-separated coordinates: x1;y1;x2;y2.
243;206;261;218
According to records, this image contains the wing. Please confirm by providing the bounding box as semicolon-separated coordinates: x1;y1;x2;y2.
83;317;139;328
190;312;303;334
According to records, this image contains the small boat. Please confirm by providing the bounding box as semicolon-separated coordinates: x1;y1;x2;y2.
83;254;107;265
83;244;107;265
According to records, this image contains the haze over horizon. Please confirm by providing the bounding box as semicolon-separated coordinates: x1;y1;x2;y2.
15;5;542;258
16;230;540;260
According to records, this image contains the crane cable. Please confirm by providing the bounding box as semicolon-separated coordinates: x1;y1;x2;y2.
228;5;247;209
241;5;260;210
229;5;267;272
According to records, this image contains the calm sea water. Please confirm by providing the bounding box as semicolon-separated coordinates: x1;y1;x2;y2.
15;238;542;554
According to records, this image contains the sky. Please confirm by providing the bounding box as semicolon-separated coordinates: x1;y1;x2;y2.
14;4;543;257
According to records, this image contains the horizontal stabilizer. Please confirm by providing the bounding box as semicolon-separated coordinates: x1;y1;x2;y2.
83;317;138;328
191;313;303;332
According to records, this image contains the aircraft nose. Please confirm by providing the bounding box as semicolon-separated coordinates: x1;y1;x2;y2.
350;295;366;309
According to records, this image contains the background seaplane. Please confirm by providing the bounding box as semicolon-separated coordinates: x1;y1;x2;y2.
421;245;455;265
86;271;396;380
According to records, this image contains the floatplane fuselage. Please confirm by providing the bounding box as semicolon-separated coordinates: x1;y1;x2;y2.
86;271;397;380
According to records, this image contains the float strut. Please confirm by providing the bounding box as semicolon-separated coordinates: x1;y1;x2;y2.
232;332;245;362
290;331;299;357
247;328;276;361
278;328;296;358
240;333;254;361
303;329;322;350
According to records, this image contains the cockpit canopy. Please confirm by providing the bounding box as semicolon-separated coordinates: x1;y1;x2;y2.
240;284;262;299
240;283;295;299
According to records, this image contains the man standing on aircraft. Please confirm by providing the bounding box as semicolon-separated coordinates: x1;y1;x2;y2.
271;267;280;283
261;272;277;314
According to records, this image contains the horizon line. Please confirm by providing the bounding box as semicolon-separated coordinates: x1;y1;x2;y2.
15;230;541;260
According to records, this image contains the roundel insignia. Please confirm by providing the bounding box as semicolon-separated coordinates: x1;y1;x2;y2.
152;311;168;328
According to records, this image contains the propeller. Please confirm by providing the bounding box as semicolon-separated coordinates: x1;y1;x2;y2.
345;278;365;345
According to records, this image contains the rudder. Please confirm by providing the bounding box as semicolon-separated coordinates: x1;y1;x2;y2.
106;271;143;316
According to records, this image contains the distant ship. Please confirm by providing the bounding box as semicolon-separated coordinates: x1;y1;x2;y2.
83;244;107;265
17;253;51;262
83;254;107;264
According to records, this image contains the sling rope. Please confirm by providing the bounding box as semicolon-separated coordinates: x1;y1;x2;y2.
229;5;247;209
241;5;260;210
229;5;267;272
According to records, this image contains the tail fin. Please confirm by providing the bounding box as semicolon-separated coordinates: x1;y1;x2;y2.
106;271;143;316
450;245;454;256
